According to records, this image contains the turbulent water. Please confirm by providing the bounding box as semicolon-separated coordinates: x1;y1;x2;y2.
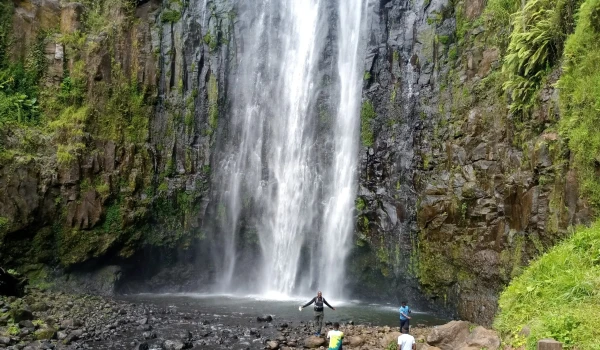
211;0;367;297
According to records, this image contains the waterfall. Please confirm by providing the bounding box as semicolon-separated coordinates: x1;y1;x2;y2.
319;0;367;298
212;0;367;298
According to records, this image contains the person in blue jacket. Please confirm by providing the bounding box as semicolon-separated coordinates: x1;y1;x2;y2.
399;301;412;330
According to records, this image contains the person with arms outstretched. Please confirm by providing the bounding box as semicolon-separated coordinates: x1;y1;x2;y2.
327;322;344;350
397;326;416;350
300;291;335;336
399;301;411;330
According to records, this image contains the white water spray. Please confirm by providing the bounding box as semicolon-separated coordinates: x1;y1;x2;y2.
320;0;368;298
213;0;367;298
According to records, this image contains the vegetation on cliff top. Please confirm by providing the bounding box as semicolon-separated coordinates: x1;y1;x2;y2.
502;0;581;115
558;0;600;207
494;220;600;349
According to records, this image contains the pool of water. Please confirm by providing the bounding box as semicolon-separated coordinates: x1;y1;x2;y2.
119;293;449;327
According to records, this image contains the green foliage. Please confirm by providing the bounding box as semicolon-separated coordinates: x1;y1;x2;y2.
203;33;218;51
97;76;150;143
78;0;135;34
0;216;9;236
385;341;398;350
502;0;581;115
34;327;55;340
494;220;600;349
558;0;600;207
483;0;521;46
355;197;366;211
7;324;19;336
0;29;47;125
0;1;14;64
363;71;371;80
448;46;458;60
360;100;376;147
162;9;182;24
437;35;451;45
207;74;218;134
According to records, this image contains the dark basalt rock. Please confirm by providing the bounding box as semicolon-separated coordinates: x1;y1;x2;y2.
0;268;26;297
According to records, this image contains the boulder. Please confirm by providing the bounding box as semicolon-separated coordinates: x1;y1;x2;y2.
417;344;441;350
465;326;500;350
379;331;401;348
11;308;34;322
34;327;56;340
0;268;26;297
19;320;35;329
427;321;471;350
163;339;187;350
538;339;563;350
303;336;326;348
346;335;364;346
257;315;273;322
30;302;49;312
266;340;279;349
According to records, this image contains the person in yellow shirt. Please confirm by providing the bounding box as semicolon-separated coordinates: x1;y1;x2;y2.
326;322;344;350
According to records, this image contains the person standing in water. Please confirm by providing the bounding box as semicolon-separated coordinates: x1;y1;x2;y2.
300;291;335;336
399;301;412;330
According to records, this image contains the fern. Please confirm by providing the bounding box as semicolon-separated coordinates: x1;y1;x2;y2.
502;0;582;116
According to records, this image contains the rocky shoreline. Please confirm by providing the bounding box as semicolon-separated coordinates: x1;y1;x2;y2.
0;289;500;350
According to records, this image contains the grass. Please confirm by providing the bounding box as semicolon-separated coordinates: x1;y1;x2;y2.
494;220;600;349
557;0;600;207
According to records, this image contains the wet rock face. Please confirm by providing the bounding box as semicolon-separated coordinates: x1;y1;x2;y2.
0;0;220;285
353;0;592;325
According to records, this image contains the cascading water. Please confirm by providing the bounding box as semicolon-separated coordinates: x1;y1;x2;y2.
212;0;367;298
319;0;367;298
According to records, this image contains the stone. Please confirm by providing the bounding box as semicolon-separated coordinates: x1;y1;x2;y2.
142;331;156;339
19;320;35;329
162;339;186;350
417;344;441;350
34;327;56;340
56;331;67;340
346;335;364;346
0;268;25;297
0;336;11;345
465;326;500;350
30;302;49;312
257;315;273;323
426;321;471;350
267;340;279;349
60;2;85;34
11;308;34;322
60;319;74;329
303;336;326;348
538;339;562;350
379;332;402;348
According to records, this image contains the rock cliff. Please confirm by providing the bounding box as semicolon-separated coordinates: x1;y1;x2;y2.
0;0;595;326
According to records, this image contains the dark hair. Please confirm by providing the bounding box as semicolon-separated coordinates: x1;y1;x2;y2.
401;301;407;304
333;322;339;329
402;327;409;333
